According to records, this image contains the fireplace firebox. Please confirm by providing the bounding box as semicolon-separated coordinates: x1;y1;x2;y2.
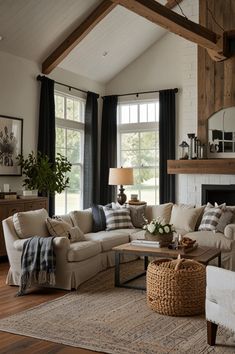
201;185;235;205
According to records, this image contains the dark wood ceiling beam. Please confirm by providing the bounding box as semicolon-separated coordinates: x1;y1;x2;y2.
111;0;223;53
165;0;183;10
42;0;117;74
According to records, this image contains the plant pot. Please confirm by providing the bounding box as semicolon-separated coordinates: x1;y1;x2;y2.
145;231;173;245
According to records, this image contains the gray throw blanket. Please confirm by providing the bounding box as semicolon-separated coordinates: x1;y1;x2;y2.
17;236;56;296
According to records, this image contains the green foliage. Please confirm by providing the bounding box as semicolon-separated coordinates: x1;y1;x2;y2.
17;152;72;195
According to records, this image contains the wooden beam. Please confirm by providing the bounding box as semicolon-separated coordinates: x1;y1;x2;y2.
111;0;223;53
42;0;117;74
165;0;183;10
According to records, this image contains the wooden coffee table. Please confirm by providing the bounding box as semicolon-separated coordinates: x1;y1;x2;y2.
112;243;221;290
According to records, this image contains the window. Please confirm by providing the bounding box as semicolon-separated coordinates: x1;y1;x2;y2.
55;91;85;214
117;98;159;205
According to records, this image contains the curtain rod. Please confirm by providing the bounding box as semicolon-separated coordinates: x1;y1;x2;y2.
102;88;178;99
37;75;90;95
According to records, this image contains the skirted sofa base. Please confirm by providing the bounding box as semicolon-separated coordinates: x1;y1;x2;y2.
3;203;235;290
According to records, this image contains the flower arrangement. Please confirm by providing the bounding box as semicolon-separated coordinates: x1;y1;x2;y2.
143;217;174;235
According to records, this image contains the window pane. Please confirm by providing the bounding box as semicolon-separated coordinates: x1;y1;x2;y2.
148;103;155;122
121;150;139;167
130;105;138;123
55;192;66;215
67;190;80;213
155;102;159;122
140;150;155;166
121;105;129;124
68;165;81;190
55;95;64;119
67;98;74;120
56;147;66;157
140;132;156;149
140;104;147;122
121;132;139;150
141;189;156;205
74;100;79;122
67;130;81;163
56;127;65;148
140;168;156;187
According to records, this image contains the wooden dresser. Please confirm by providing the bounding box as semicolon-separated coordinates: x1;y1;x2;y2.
0;197;48;258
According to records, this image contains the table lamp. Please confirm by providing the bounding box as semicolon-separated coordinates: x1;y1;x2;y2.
109;167;134;205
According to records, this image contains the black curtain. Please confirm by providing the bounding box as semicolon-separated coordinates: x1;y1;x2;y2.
100;95;118;205
83;91;99;209
37;76;55;216
159;89;176;204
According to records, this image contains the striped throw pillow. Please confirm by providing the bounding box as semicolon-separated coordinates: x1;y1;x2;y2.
104;208;133;231
198;207;222;231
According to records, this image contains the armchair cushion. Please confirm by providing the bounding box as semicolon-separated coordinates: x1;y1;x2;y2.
13;208;49;239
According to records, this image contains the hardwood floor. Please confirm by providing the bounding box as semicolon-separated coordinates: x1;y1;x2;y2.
0;261;103;354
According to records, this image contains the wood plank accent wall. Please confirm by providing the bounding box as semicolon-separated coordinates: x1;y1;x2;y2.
198;0;235;144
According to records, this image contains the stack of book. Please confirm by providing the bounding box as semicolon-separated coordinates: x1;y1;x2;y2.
0;192;17;200
131;239;161;248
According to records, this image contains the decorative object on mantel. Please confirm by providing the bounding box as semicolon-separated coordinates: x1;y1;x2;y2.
179;141;189;160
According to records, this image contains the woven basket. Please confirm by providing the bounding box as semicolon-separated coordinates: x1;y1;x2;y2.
146;258;206;316
145;231;173;245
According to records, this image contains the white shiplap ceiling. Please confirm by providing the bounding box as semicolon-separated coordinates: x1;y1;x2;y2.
0;0;168;83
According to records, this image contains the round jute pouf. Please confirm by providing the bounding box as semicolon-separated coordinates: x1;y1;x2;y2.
146;258;206;316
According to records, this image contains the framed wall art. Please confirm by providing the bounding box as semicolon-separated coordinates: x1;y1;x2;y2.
0;115;23;176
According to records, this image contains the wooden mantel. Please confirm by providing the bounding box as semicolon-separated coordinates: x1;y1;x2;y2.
167;159;235;175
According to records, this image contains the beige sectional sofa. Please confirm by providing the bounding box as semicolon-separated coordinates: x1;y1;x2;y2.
2;202;235;291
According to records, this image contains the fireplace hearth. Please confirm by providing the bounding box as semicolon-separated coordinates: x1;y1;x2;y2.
201;185;235;205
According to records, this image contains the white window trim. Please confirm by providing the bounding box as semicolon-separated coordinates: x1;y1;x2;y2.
55;89;85;213
117;96;159;204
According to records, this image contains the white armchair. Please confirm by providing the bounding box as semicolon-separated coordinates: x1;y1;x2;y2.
206;266;235;345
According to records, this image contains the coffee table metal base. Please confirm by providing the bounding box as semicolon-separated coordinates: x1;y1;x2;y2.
115;253;148;290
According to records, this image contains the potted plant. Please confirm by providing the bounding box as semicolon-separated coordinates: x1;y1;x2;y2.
17;152;72;196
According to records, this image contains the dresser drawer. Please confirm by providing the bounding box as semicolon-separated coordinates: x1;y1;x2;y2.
24;201;47;211
6;204;25;216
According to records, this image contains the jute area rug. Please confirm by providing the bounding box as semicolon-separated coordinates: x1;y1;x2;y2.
0;261;234;354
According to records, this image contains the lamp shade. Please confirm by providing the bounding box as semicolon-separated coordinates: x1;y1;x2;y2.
109;168;134;186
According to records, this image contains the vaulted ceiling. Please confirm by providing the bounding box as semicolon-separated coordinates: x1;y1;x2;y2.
0;0;183;83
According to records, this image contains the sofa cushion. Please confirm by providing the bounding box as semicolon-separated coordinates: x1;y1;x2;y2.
145;203;173;224
13;208;49;239
54;214;73;226
104;208;133;231
91;205;106;232
170;205;203;232
186;231;233;252
85;230;130;251
46;217;85;242
67;241;101;262
69;209;93;234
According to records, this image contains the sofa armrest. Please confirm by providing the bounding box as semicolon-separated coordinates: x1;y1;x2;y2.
224;223;235;240
13;236;70;251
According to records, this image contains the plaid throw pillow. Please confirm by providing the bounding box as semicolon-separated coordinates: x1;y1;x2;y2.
198;207;222;231
104;208;133;231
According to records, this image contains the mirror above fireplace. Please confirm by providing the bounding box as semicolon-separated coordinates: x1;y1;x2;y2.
208;107;235;157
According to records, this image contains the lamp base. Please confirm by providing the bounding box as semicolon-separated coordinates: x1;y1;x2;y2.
117;185;127;205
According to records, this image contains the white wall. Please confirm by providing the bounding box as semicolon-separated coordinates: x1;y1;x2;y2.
106;0;235;206
0;50;105;193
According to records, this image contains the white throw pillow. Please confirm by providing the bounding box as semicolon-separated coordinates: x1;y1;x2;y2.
13;208;49;239
46;217;85;242
170;205;203;232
